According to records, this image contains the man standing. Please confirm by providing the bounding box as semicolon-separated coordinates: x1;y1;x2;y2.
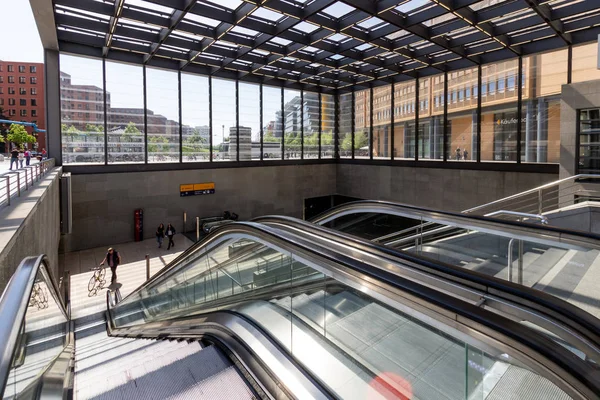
9;148;19;170
166;223;176;250
100;247;121;284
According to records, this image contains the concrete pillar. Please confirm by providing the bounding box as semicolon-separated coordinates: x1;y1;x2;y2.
44;49;62;165
537;98;548;163
525;100;534;163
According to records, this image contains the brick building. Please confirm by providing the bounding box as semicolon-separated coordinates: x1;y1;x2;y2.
0;60;46;151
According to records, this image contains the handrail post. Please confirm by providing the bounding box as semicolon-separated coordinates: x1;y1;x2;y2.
518;240;524;285
145;254;150;281
507;238;514;282
24;169;28;191
16;173;20;197
538;188;543;215
5;176;10;206
196;217;200;242
183;212;186;234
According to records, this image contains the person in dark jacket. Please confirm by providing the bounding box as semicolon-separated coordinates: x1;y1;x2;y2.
156;223;165;248
166;223;176;250
99;247;121;284
9;148;19;170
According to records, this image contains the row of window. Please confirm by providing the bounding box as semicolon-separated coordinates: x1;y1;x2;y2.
0;65;37;73
0;87;37;95
0;98;37;106
0;76;37;84
1;109;37;117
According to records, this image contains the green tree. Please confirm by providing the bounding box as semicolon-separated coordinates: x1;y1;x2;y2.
124;122;140;134
341;134;353;151
354;132;368;150
148;135;168;153
62;125;79;142
121;122;141;143
321;132;334;146
7;124;36;148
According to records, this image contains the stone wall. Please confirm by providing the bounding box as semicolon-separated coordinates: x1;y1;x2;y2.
0;168;62;291
62;164;336;252
336;164;557;212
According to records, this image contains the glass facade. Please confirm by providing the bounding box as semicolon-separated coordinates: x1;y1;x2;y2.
146;68;179;163
579;108;600;174
60;55;105;164
57;44;600;168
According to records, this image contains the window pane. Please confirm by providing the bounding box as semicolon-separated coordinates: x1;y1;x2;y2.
238;83;260;161
579;108;600;174
284;89;301;160
303;91;319;159
212;78;236;162
106;61;144;164
521;50;565;164
146;68;179;163
418;74;443;160
182;74;210;162
448;67;478;162
60;55;105;165
321;94;335;159
262;86;282;160
372;86;391;159
338;93;353;158
354;88;371;159
394;80;416;159
481;58;519;162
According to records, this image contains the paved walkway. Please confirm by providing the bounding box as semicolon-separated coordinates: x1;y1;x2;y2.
61;234;194;320
0;157;40;174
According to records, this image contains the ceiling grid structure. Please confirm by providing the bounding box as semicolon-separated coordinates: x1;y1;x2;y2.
51;0;600;93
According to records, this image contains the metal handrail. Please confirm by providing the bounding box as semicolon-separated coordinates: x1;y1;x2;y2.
0;159;56;209
0;255;69;398
257;215;600;356
310;200;600;249
463;174;600;215
108;221;598;399
484;210;549;224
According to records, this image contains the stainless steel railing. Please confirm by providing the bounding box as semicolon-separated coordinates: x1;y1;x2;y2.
0;158;56;210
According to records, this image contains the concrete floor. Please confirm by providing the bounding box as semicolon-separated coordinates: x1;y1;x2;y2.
61;234;194;320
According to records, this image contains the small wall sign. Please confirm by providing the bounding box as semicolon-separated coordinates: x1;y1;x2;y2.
180;182;215;197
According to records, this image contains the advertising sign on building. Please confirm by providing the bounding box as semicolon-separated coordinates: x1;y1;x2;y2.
180;182;216;197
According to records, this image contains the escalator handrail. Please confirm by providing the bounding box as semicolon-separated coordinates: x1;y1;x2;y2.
463;173;600;215
256;215;600;357
0;255;69;398
310;199;600;247
110;221;598;399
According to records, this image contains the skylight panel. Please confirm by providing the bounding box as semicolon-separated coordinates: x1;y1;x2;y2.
185;13;221;27
125;0;173;14
328;33;351;42
231;26;260;37
294;21;320;33
395;0;432;15
252;7;285;22
205;0;243;10
322;2;356;18
357;17;385;30
355;43;374;51
270;37;292;46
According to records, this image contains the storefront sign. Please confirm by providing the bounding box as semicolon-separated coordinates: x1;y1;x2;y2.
180;182;215;197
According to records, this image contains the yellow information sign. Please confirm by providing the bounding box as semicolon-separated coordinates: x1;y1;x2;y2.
180;182;216;197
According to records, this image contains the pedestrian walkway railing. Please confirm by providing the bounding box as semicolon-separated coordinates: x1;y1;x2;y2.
0;159;55;211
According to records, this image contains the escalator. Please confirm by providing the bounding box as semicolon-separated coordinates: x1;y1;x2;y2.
2;220;600;399
313;200;600;321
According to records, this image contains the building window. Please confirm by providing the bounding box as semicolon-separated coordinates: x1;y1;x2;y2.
8;98;15;106
0;87;2;94
31;88;37;95
8;76;14;83
9;109;15;116
0;65;3;72
30;77;37;84
579;108;600;173
30;66;37;73
31;99;37;106
18;65;25;73
20;99;26;106
19;76;26;84
7;65;13;72
32;110;37;117
20;109;27;117
0;98;3;105
0;76;3;83
20;88;26;95
8;87;14;94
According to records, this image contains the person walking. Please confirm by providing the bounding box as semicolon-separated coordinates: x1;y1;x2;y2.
99;247;121;284
24;149;31;166
9;148;19;170
463;148;469;161
41;148;47;159
156;223;165;248
455;147;461;161
18;150;24;168
166;223;176;250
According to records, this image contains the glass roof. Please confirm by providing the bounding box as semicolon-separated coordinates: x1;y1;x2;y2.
50;0;600;91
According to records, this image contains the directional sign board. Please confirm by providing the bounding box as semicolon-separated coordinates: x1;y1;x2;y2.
180;182;215;197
